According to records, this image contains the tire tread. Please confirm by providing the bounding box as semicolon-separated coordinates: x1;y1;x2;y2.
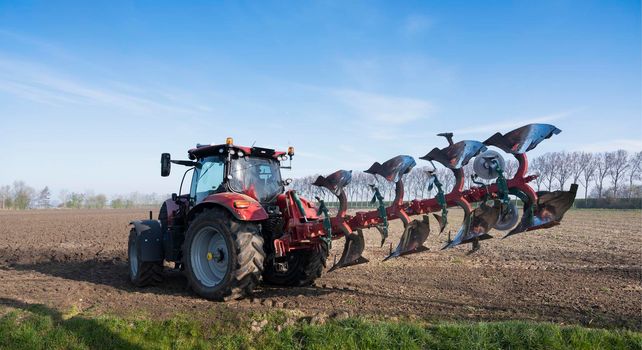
185;208;265;301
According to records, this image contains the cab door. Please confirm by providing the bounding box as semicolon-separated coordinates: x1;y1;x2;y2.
189;156;226;205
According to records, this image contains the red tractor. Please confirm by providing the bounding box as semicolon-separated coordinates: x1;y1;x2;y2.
128;124;577;301
128;139;328;300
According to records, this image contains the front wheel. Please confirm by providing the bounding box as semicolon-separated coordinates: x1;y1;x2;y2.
183;208;265;301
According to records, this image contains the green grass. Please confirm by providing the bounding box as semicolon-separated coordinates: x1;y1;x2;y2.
0;304;640;350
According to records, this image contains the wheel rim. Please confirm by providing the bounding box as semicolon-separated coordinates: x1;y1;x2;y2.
191;226;229;288
494;203;519;231
129;236;139;277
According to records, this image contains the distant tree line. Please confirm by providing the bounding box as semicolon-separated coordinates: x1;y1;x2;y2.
2;150;640;210
0;181;45;210
289;150;642;206
0;182;168;210
106;192;170;209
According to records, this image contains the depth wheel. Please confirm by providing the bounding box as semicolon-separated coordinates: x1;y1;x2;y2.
128;229;163;287
183;208;265;301
494;202;519;231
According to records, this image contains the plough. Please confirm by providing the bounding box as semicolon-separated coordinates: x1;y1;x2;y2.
286;123;578;271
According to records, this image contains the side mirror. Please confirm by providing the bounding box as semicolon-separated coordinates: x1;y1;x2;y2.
284;178;293;186
161;153;171;177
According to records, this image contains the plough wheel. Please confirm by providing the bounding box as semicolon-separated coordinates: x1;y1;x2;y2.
183;208;265;301
263;243;328;287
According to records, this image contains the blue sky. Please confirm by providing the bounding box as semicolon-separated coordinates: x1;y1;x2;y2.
0;0;640;196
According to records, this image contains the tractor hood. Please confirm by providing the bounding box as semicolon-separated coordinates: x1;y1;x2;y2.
191;192;268;222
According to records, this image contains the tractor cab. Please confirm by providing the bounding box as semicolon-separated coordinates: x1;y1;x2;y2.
162;138;293;206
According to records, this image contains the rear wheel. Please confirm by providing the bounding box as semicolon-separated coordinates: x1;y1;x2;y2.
183;208;265;300
128;229;163;287
262;243;328;286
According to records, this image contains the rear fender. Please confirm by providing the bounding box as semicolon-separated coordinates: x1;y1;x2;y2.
130;220;164;262
189;192;268;222
163;196;189;226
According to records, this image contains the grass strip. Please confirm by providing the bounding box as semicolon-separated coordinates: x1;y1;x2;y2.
0;305;640;350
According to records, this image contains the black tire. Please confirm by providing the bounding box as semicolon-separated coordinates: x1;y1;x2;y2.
262;243;328;286
183;208;265;301
128;229;163;287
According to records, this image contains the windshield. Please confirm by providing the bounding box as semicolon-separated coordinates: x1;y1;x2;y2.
229;157;283;203
191;156;225;203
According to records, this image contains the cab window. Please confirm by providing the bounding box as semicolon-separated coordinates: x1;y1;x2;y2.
190;156;225;203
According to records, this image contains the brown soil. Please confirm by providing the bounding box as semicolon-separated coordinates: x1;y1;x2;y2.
0;209;640;329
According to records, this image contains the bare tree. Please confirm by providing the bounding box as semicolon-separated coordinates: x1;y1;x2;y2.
12;181;35;210
437;167;455;193
403;170;417;201
538;153;556;191
59;189;70;208
530;156;545;191
569;152;586;187
380;176;395;202
504;159;518;179
627;151;642;198
594;153;610;198
607;150;629;198
553;152;572;190
67;192;85;209
579;153;597;199
85;193;108;209
0;185;10;209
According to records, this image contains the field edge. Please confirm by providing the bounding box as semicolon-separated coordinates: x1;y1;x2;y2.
1;304;640;350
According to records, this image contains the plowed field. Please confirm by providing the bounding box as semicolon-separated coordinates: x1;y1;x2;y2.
0;209;640;329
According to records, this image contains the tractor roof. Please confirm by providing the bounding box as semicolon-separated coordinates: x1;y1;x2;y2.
188;143;286;160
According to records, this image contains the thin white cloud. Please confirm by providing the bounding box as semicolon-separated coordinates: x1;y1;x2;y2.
0;58;201;115
0;29;77;62
332;89;434;124
0;80;80;106
453;109;580;135
573;139;642;153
